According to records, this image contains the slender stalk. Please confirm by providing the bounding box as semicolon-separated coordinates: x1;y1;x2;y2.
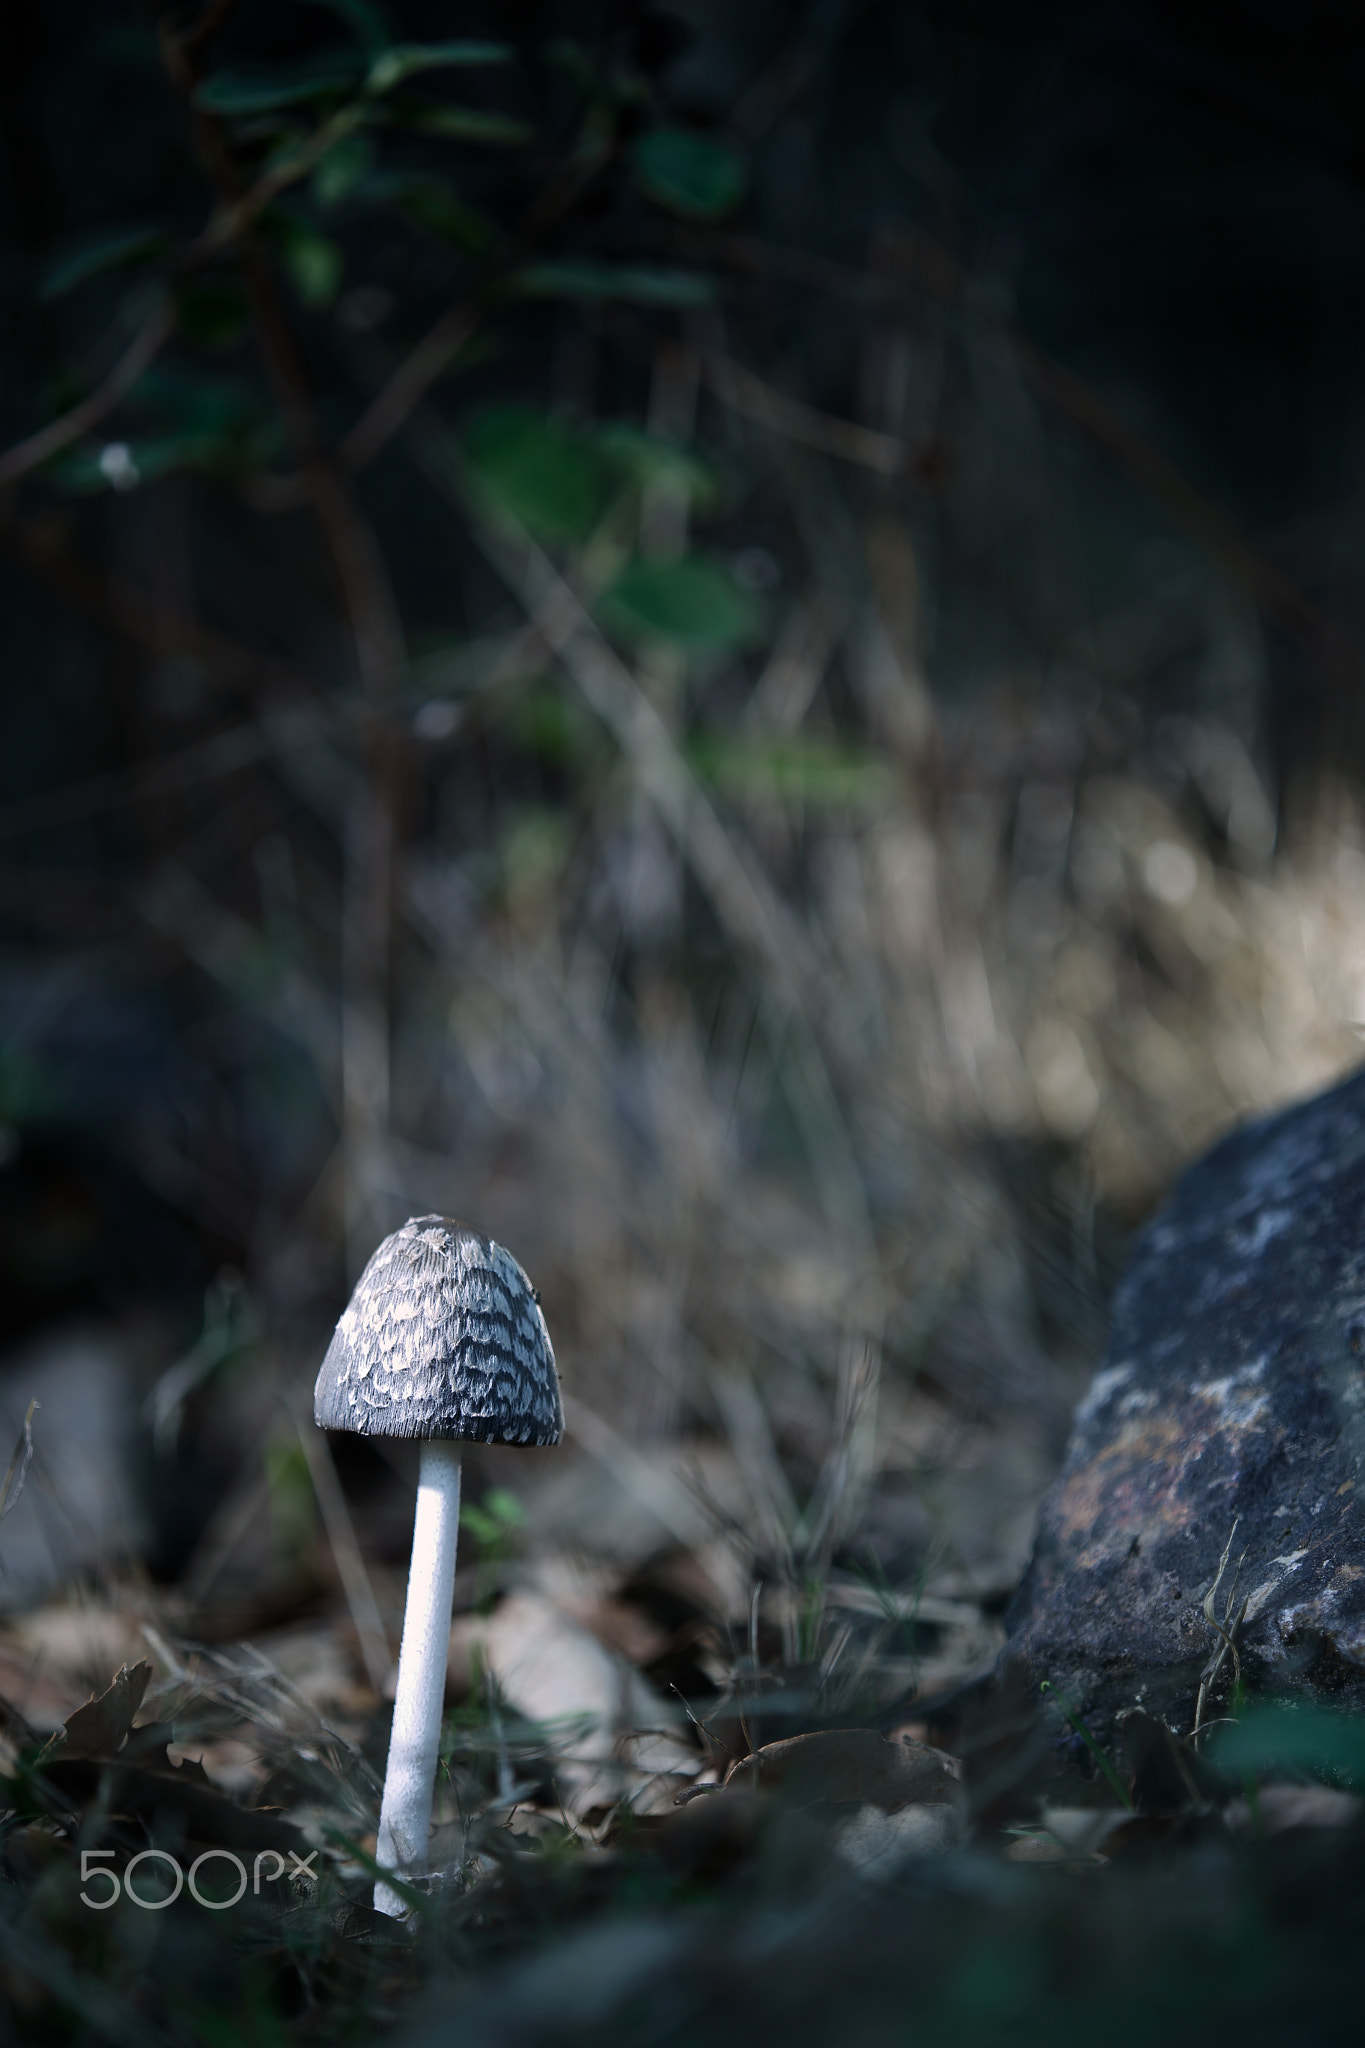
374;1440;461;1916
295;1412;391;1697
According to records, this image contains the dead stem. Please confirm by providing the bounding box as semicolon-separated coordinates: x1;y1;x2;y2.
294;1411;391;1697
1194;1519;1248;1734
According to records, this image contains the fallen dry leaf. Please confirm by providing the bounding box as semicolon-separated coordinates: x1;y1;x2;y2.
53;1659;152;1759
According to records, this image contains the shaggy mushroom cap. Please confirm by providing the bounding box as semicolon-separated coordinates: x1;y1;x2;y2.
314;1216;563;1445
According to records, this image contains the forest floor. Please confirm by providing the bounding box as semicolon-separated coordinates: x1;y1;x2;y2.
1;1432;1363;2048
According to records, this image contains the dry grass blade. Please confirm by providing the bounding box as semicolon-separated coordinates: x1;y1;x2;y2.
294;1409;392;1697
394;393;887;1525
1194;1520;1248;1734
0;1400;37;1521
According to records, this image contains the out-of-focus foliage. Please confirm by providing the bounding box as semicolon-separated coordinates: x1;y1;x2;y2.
4;0;1365;2038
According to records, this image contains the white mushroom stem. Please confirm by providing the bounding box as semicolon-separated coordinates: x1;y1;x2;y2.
374;1439;462;1917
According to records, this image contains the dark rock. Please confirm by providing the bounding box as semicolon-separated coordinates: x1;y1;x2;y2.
1005;1064;1365;1735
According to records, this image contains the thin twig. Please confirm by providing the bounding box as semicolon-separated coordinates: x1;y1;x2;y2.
175;0;243;59
246;299;484;513
343;303;482;473
700;224;1353;686
0;726;267;845
0;96;364;494
0;513;538;844
294;1409;392;1696
560;1393;706;1552
389;396;887;1539
702;349;907;475
256;141;614;500
179;1457;273;1606
134;862;341;1100
0;299;174;488
0;1400;38;1520
160;27;410;1277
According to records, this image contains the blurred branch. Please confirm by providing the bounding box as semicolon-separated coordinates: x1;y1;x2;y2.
702;227;1354;686
560;1393;707;1552
383;388;887;1531
261;302;912;510
174;0;242;59
0;84;387;499
247;294;485;513
160;27;411;1277
1010;333;1337;658
339;302;481;473
0;723;267;845
0;103;356;497
0;46;388;500
160;15;370;264
702;349;908;475
256;138;614;508
0;611;532;857
0;298;174;488
134;863;341;1101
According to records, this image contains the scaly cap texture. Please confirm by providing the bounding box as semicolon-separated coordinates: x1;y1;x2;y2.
314;1216;562;1445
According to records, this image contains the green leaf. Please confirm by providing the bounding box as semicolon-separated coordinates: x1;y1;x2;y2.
1208;1706;1365;1790
459;1502;502;1548
510;684;596;768
295;0;392;60
688;735;897;811
40;227;166;300
600;556;759;653
514;262;715;308
311;133;375;207
133;364;260;433
289;236;344;308
266;215;345;306
392;102;533;146
483;1487;526;1528
173;275;250;349
592;423;723;512
542;38;595;91
632;127;746;220
367;40;511;94
194;54;363;115
464;407;606;543
460;1486;524;1549
542;37;646;107
388;173;493;249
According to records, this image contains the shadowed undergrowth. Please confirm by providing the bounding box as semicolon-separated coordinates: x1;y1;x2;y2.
2;1609;1365;2044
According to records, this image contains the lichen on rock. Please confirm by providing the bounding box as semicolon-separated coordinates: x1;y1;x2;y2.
1005;1063;1365;1735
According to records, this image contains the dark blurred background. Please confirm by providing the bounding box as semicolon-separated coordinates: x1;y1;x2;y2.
1;0;1364;1692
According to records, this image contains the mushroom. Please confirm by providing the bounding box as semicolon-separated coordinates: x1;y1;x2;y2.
314;1214;561;1916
